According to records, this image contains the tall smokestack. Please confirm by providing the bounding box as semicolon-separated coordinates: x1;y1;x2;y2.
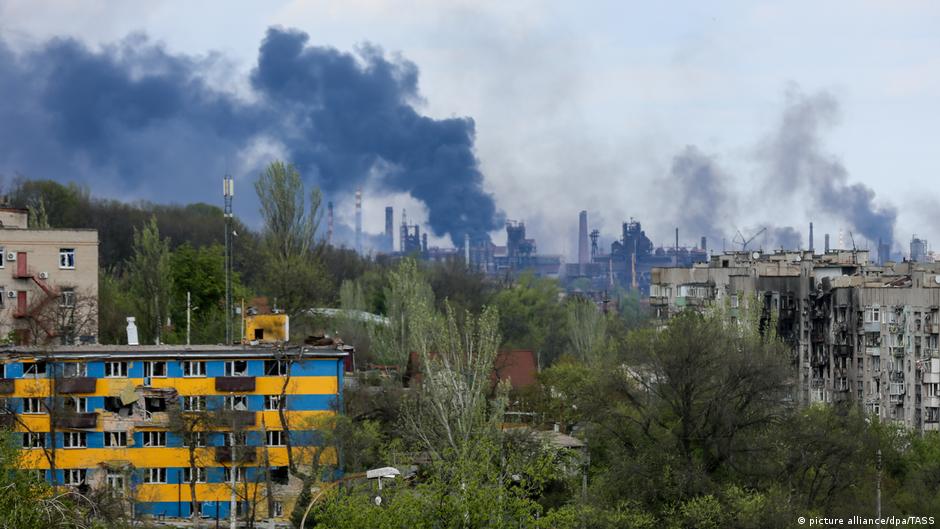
700;236;707;251
824;233;830;253
385;206;394;252
327;201;334;246
578;210;589;275
355;187;362;254
674;227;679;266
809;222;814;253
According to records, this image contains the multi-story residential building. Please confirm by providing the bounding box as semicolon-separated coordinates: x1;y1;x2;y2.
0;207;99;344
0;343;346;521
650;250;940;433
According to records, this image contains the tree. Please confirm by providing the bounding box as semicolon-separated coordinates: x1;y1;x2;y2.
371;259;434;371
492;273;568;365
565;296;608;364
126;216;173;344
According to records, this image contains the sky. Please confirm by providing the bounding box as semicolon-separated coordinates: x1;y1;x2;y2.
1;0;938;258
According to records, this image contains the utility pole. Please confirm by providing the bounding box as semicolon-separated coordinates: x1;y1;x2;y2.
223;175;234;345
876;448;882;526
186;291;192;346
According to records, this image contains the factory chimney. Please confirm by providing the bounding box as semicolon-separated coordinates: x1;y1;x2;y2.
809;222;814;253
355;187;363;254
327;201;334;246
385;206;394;252
824;233;830;253
421;233;428;253
578;210;589;275
674;227;679;267
700;236;707;252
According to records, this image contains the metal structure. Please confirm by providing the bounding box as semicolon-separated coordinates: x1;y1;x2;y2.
355;187;363;254
223;175;234;345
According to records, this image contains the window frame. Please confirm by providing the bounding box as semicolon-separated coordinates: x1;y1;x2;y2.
104;361;127;378
63;469;86;486
103;431;128;448
106;473;125;491
224;395;248;411
182;431;207;448
265;430;285;447
23;397;45;414
63;396;88;413
143;467;167;484
263;394;283;411
60;288;76;309
182;396;206;412
143;361;167;378
22;432;45;449
58;248;76;269
264;360;288;376
22;361;47;378
181;360;205;377
224;360;249;377
183;467;207;483
141;431;167;447
63;431;87;449
61;362;87;378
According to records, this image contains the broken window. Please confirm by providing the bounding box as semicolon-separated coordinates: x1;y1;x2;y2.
270;466;289;485
182;432;207;448
104;362;127;377
181;361;205;377
254;328;264;340
63;432;87;448
62;396;87;413
62;362;86;378
104;397;134;415
182;396;206;412
58;248;75;269
22;432;45;448
144;397;166;412
23;397;44;414
143;361;166;378
183;467;207;483
224;360;248;377
63;469;86;486
264;360;288;376
264;395;284;411
103;431;128;447
224;395;248;411
142;431;166;447
22;361;47;377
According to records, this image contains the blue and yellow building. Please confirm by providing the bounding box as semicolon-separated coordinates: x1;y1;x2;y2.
0;344;346;520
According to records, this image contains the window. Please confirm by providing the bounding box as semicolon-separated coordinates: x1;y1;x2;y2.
104;361;127;378
264;360;288;376
106;473;124;491
62;397;87;413
182;396;206;412
224;432;246;447
0;247;4;268
22;432;45;449
144;397;167;412
223;467;246;482
23;397;44;414
63;469;86;486
143;361;167;378
60;288;75;308
142;431;167;447
0;364;4;378
224;360;248;377
224;395;248;411
58;248;75;269
264;395;283;411
104;431;128;448
270;466;289;484
183;467;207;483
181;361;205;377
272;501;284;518
182;432;207;448
143;468;167;484
266;430;285;446
61;362;86;378
63;432;87;448
22;361;47;377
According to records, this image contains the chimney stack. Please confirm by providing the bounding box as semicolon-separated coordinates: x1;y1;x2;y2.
578;210;589;275
355;187;363;254
464;233;470;267
700;236;707;251
384;206;394;252
824;233;830;253
809;222;814;253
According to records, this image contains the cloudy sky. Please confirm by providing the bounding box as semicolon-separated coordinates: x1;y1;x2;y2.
1;0;938;258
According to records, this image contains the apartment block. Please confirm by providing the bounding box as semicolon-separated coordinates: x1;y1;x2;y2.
0;208;99;344
0;343;346;521
650;250;940;433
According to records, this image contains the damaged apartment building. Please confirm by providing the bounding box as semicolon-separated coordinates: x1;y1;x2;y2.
650;249;940;433
0;343;346;521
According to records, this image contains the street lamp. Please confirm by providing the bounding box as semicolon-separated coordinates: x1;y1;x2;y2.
223;175;234;344
298;467;401;528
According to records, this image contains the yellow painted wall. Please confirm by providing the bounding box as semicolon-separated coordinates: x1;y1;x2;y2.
244;314;289;343
19;446;337;469
10;375;337;397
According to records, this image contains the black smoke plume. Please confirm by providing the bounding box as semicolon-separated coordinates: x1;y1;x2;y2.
0;28;502;245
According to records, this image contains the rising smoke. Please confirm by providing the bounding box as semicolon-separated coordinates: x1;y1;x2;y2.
667;86;896;252
0;28;503;245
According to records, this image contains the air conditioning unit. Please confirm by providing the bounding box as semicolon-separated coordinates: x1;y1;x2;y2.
38;272;49;279
6;252;15;261
7;290;16;298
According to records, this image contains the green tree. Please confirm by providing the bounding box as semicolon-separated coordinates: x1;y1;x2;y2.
492;273;567;365
565;296;608;364
126;216;173;344
371;259;434;370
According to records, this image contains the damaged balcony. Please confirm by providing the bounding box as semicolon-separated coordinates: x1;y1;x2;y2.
215;376;256;392
0;378;14;394
57;377;97;394
54;411;98;429
215;445;257;464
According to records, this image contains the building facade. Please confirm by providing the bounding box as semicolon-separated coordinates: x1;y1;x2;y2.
0;208;99;344
1;344;346;521
651;250;940;433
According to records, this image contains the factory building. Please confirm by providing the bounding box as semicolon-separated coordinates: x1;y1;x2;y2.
650;249;940;433
1;343;346;520
0;207;99;345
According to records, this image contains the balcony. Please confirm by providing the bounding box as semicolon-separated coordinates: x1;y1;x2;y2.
54;412;98;429
215;377;256;393
57;377;96;394
215;446;257;464
0;379;14;394
864;322;881;333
